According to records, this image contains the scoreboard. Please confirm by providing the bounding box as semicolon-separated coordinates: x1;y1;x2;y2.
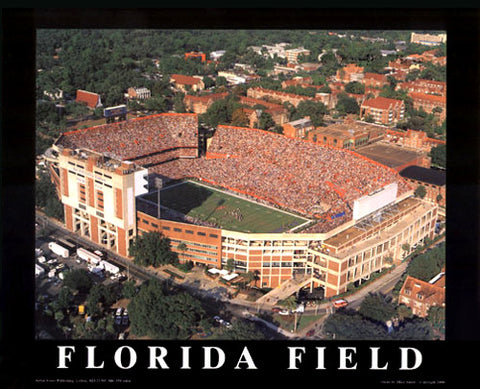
353;182;398;220
104;104;127;118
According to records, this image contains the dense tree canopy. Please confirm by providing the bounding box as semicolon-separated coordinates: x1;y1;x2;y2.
406;243;445;282
358;293;396;323
129;231;178;268
63;269;93;293
128;279;206;339
430;144;446;169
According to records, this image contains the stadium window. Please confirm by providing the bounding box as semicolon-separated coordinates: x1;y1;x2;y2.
209;234;218;238
162;226;170;231
151;223;158;228
174;228;182;232
197;231;206;236
186;230;194;234
142;219;150;225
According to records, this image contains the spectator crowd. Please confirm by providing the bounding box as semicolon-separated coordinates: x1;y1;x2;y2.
57;115;411;233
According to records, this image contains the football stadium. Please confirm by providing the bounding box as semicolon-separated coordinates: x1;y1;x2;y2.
44;113;438;298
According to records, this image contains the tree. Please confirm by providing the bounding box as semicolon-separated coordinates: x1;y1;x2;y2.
225;258;235;272
396;304;413;321
173;92;186;113
122;280;137;299
63;269;93;293
430;144;446;169
215;320;265;340
391;317;434;340
281;295;300;332
427;306;445;335
202;76;215;89
129;231;178;268
292;100;327;126
358;293;396;323
231;108;249;127
52;287;74;312
414;185;427;199
336;93;360;115
344;81;365;95
323;309;388;340
36;171;64;220
406;244;445;282
257;111;275;131
128;279;206;339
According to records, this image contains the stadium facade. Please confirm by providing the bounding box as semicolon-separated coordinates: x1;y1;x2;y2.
44;113;438;298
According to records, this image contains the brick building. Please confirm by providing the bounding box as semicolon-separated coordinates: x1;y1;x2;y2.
408;92;446;122
362;72;389;89
399;274;445;317
336;64;364;83
170;74;205;93
51;149;148;257
360;96;405;125
247;86;319;108
399;165;446;206
397;79;446;96
385;129;446;154
306;120;385;150
282;117;315;139
238;95;289;125
184;92;229;114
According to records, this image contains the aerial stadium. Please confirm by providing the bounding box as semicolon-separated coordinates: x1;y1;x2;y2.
44;113;438;298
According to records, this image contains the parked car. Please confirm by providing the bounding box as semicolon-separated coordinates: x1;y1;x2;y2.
332;299;348;308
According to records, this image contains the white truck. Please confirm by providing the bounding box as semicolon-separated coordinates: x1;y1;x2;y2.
35;264;45;277
48;242;69;258
76;247;102;265
100;260;120;275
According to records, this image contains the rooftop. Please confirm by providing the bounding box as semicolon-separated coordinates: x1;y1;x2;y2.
356;143;423;169
399;165;446;186
361;96;404;110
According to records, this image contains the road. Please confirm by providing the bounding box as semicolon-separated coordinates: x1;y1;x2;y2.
36;210;444;339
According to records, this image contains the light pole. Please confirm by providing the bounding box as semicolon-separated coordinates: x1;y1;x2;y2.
154;177;163;219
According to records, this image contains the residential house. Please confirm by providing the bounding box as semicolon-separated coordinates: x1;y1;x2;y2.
399;274;445;317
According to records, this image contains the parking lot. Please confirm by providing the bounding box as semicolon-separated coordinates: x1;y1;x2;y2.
35;223;131;337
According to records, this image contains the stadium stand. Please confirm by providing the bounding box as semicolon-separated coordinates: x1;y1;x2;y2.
55;115;411;233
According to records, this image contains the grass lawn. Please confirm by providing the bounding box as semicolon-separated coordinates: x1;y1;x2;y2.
141;180;308;233
275;313;323;332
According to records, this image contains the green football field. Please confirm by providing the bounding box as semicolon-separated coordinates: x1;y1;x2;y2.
141;181;308;233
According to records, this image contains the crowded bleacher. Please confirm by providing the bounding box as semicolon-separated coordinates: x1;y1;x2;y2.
56;114;411;233
57;113;198;162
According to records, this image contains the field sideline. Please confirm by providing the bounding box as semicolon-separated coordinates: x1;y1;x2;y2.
140;180;309;233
